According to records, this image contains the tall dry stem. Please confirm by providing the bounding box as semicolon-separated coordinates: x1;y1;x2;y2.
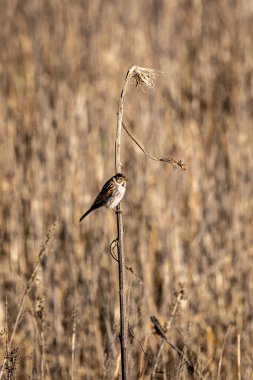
115;66;184;379
217;325;231;380
115;66;158;379
71;306;77;380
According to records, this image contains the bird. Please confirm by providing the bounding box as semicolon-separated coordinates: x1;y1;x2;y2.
80;173;127;222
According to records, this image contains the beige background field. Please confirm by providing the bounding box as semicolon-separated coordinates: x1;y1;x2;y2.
0;1;253;379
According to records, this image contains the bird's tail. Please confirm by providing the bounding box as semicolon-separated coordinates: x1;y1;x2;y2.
79;208;92;222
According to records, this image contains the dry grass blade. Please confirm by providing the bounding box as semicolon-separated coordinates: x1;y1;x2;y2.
71;306;77;380
237;334;241;380
217;325;231;380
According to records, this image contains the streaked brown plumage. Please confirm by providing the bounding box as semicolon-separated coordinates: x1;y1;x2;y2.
80;173;127;222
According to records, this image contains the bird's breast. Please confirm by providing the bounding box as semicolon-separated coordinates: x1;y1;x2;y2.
107;184;126;209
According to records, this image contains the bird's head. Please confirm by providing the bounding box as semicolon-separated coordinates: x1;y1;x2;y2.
114;173;127;187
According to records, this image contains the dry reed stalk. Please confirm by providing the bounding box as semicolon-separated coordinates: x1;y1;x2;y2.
0;221;57;380
5;297;9;357
36;295;45;380
113;353;121;379
237;334;241;380
114;209;126;379
115;66;160;380
71;305;77;380
115;66;185;379
217;325;231;380
40;317;45;380
26;294;51;379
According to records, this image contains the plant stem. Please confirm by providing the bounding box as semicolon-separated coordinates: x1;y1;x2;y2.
114;66;159;379
116;207;127;379
115;69;132;380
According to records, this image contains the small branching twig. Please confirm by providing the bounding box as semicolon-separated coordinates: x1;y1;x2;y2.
110;239;144;285
124;265;144;286
122;122;186;171
128;323;152;364
0;221;57;380
109;239;118;262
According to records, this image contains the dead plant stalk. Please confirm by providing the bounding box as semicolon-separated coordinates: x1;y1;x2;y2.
115;66;158;379
115;66;185;379
114;68;130;380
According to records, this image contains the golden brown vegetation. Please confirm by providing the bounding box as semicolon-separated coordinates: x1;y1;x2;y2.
0;1;253;379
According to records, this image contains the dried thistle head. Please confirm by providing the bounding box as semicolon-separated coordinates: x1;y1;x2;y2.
128;66;159;89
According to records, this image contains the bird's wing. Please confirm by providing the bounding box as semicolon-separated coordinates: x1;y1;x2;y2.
90;179;115;209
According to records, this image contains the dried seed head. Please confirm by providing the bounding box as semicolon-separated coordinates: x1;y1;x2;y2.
128;66;159;89
4;348;19;379
36;296;45;321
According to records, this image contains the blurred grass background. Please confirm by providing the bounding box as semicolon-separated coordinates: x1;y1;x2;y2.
0;0;253;379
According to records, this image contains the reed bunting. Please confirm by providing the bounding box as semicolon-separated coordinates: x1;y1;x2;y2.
80;173;127;222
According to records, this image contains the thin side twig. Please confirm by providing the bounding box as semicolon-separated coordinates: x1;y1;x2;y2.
128;323;152;363
122;122;186;171
110;239;144;285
